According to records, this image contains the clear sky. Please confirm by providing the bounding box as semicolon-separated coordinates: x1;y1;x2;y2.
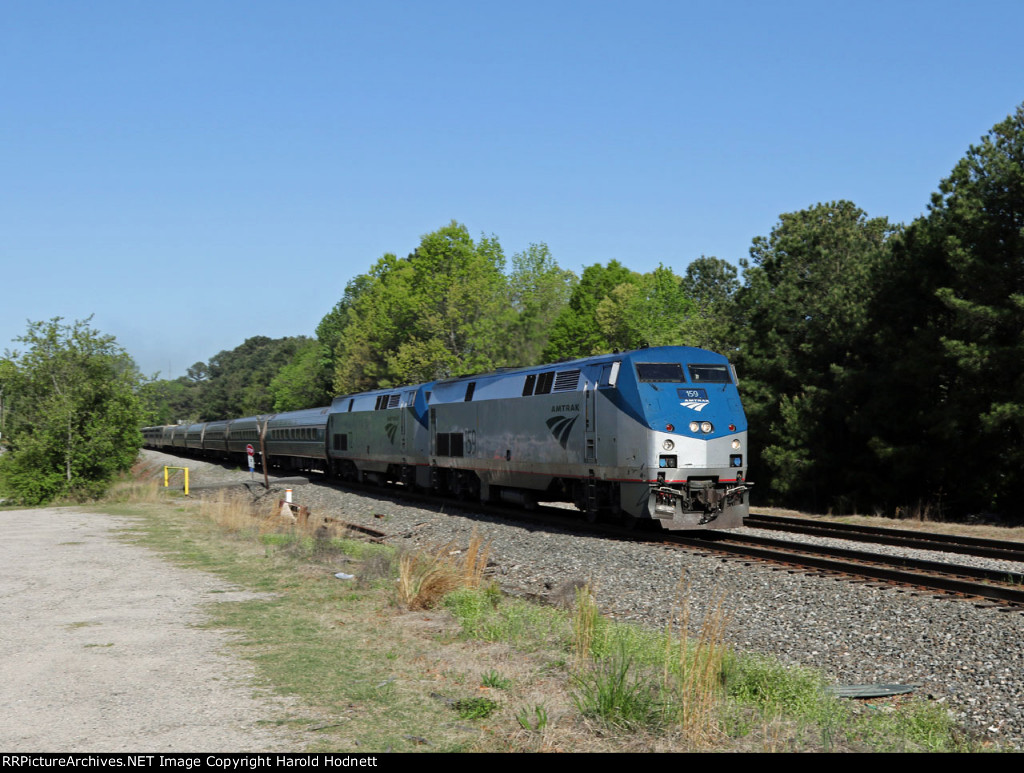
3;0;1023;378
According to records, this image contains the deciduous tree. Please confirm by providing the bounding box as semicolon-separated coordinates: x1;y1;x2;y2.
0;318;146;505
541;260;639;360
332;222;511;392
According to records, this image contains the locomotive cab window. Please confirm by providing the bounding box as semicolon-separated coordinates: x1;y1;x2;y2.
636;363;686;382
687;364;732;383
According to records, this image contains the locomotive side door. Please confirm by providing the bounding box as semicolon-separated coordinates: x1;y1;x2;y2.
401;390;414;452
584;379;596;463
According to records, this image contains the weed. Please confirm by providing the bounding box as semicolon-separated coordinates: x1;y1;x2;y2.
843;697;975;752
111;464;990;753
396;550;463;610
444;588;567;648
198;489;280;536
396;531;491;610
444;586;493;627
571;647;663;730
453;697;499;720
658;576;731;747
482;582;502;607
481;670;512;690
571;583;602;665
104;474;163;504
727;654;832;717
516;704;549;733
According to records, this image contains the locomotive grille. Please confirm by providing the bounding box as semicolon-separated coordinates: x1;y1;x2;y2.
553;369;581;392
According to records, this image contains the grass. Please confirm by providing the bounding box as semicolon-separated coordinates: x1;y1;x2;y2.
572;646;664;730
516;704;549;733
82;469;990;752
453;697;500;720
441;581;983;752
481;670;513;690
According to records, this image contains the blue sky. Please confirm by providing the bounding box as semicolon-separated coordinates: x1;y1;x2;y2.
3;0;1023;378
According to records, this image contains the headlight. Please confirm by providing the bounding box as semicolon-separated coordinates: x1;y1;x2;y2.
732;439;741;449
662;439;675;451
689;421;700;433
700;421;713;434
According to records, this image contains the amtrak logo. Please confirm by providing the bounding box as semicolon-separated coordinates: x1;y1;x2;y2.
680;400;709;412
384;419;398;444
546;414;578;449
678;388;710;412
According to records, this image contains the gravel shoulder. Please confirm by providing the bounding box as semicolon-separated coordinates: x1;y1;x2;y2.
0;506;294;752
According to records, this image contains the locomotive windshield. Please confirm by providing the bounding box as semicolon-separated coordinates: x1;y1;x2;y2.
688;364;732;383
636;363;686;382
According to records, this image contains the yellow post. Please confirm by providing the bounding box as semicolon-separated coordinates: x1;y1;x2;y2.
163;466;190;495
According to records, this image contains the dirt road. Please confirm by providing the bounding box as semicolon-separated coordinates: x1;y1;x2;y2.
0;507;294;752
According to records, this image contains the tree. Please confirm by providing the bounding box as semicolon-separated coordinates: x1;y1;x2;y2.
734;201;897;509
860;103;1024;516
332;222;511;392
197;336;310;420
678;256;740;353
270;337;334;411
543;261;704;360
541;260;640;360
0;357;15;441
594;265;695;350
503;243;576;365
139;375;200;425
0;318;146;505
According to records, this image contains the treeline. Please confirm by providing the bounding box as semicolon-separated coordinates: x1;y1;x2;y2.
146;104;1024;521
145;237;738;423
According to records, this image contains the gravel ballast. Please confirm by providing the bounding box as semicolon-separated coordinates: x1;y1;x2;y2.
151;450;1024;748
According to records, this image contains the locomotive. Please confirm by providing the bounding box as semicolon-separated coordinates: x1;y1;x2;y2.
142;346;752;530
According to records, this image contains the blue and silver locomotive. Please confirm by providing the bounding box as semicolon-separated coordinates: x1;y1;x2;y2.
143;346;752;530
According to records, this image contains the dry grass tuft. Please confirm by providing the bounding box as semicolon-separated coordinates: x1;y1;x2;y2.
104;477;164;504
198;489;281;535
397;550;464;610
663;575;731;748
396;530;491;610
571;583;600;666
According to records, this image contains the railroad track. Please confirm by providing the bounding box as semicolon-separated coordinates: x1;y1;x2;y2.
666;530;1024;609
174;456;1024;608
745;511;1024;562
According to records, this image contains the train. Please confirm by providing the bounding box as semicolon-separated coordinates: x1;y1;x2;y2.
142;345;752;530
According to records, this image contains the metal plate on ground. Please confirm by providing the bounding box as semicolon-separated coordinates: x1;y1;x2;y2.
827;684;918;699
